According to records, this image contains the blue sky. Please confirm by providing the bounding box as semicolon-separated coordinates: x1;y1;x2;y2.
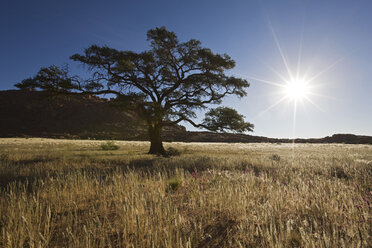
1;0;371;138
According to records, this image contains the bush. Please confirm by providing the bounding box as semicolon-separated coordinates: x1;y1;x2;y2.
166;147;181;157
269;154;281;162
100;141;120;151
330;166;349;179
167;178;182;191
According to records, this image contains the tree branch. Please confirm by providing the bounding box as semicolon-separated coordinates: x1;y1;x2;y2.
163;117;209;130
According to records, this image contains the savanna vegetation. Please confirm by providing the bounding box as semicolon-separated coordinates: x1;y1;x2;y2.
0;138;370;247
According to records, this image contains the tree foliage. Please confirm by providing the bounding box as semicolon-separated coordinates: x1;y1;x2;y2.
202;107;254;133
15;27;253;155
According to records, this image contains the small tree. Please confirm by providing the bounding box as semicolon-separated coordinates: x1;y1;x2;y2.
15;27;253;155
202;107;254;133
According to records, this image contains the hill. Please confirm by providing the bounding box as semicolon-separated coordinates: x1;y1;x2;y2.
1;89;371;144
0;89;185;140
177;132;372;144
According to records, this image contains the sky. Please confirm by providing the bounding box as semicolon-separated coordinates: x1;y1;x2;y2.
1;0;371;138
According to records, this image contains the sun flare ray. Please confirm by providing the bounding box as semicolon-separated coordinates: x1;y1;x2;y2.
253;96;288;120
268;19;294;81
238;74;285;87
303;95;324;112
259;60;289;83
307;58;342;83
296;26;304;80
291;100;297;156
307;92;333;100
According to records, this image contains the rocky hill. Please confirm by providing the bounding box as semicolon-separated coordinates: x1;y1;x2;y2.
0;89;185;140
1;89;371;144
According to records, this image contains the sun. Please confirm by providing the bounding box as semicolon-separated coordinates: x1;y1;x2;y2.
284;79;309;101
237;17;339;141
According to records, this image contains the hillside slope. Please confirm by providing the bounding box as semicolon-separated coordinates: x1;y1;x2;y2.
0;89;185;140
1;89;371;144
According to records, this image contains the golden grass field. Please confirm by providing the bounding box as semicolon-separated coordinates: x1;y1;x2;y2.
0;138;371;247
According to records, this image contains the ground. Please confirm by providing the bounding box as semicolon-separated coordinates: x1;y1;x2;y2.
0;138;371;247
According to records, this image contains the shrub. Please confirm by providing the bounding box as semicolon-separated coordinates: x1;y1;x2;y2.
269;154;281;162
167;178;182;191
100;141;119;150
330;166;349;179
285;230;302;247
166;147;181;157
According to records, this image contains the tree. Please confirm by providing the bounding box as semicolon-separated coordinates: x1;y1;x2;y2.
15;27;254;155
202;107;254;133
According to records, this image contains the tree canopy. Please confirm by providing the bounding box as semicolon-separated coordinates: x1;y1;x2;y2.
16;27;254;155
202;107;254;133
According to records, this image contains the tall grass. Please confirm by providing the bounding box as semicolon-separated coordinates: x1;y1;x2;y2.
0;138;371;247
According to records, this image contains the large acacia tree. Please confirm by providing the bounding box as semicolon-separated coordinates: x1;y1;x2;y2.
16;27;253;155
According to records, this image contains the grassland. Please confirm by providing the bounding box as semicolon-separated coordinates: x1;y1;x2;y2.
0;138;371;247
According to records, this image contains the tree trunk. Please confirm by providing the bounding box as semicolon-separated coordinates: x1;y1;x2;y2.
148;123;166;155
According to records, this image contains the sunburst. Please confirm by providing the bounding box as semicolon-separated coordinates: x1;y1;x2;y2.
283;78;310;100
239;19;340;142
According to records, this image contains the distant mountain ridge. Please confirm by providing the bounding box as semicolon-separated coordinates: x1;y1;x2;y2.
1;89;371;144
177;132;372;144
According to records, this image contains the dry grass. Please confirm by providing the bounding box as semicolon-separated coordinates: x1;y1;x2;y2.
0;138;371;247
